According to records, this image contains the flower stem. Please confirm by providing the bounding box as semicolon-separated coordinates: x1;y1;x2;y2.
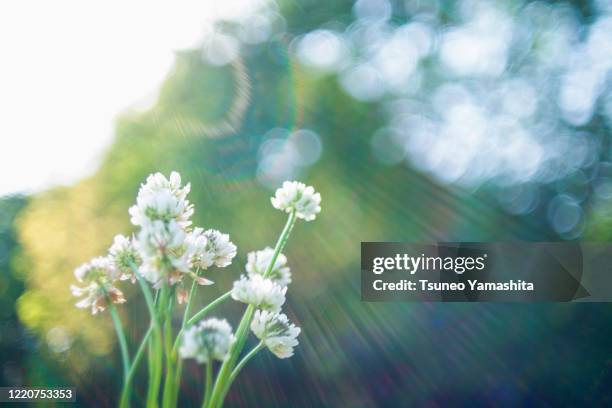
161;285;176;408
132;265;163;408
263;210;296;279
186;291;233;326
120;325;153;408
168;275;199;407
230;341;264;383
208;210;297;408
209;305;254;408
182;278;199;329
108;300;130;382
203;362;213;408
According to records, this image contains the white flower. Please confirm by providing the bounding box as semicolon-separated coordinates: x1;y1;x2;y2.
136;220;191;285
186;228;236;270
109;234;141;282
183;228;214;284
231;275;286;312
203;229;237;267
246;247;291;287
179;318;235;364
271;181;321;221
129;172;194;228
251;310;300;359
139;171;190;200
71;257;125;314
129;189;194;229
71;283;126;315
74;256;116;283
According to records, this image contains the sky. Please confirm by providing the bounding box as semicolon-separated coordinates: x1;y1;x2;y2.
0;0;264;197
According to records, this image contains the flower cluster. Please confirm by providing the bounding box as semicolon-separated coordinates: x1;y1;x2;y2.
70;173;320;408
129;172;237;288
227;180;320;360
71;171;237;313
179;318;235;364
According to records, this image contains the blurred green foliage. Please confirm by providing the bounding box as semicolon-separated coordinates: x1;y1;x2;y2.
0;196;27;386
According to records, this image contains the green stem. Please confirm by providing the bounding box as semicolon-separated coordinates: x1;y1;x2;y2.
106;289;131;408
263;210;296;279
186;291;233;326
108;296;130;379
108;299;130;381
161;285;176;408
208;210;297;408
203;362;213;408
171;359;183;407
169;277;199;407
132;265;163;408
230;342;264;383
148;330;163;408
120;325;153;408
182;275;199;329
208;306;254;408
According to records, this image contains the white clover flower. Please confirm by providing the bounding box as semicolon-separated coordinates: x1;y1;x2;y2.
271;181;321;221
129;171;194;228
71;283;126;315
183;228;214;285
129;189;194;229
184;228;213;270
179;318;235;364
139;171;191;200
74;256;116;283
251;310;300;359
71;257;125;314
231;275;286;312
202;229;237;268
246;247;291;287
136;220;191;285
109;234;141;282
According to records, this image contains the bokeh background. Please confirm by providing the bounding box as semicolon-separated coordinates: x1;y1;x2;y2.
2;0;612;406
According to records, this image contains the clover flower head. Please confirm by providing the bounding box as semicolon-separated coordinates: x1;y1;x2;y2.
203;229;237;267
71;283;126;315
74;256;116;283
271;181;321;221
136;220;191;285
251;310;300;359
71;256;126;314
140;171;191;200
231;274;286;312
246;247;291;287
179;318;235;364
184;228;210;268
109;234;141;282
129;189;194;229
129;171;194;228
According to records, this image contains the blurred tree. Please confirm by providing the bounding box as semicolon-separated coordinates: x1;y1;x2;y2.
0;195;28;386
